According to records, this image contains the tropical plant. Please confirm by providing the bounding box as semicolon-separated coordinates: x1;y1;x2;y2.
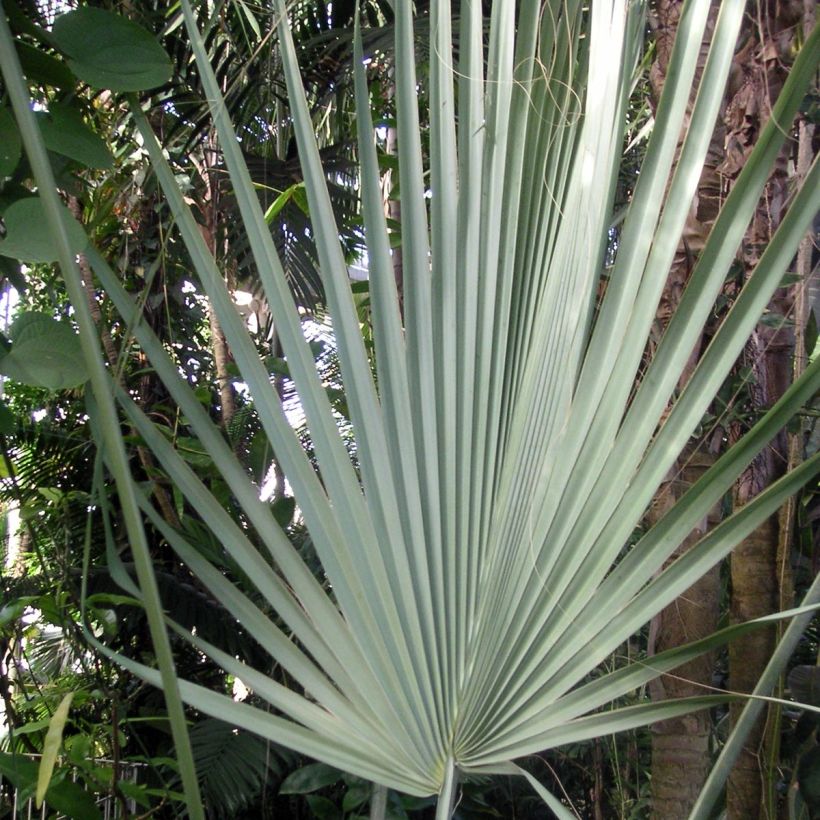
0;0;818;817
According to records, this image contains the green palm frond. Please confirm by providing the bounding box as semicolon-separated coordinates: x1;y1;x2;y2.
178;717;292;818
2;0;819;815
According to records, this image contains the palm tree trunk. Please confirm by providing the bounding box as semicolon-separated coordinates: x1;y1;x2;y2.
722;1;804;814
649;449;721;819
647;3;723;814
646;0;807;813
727;329;791;818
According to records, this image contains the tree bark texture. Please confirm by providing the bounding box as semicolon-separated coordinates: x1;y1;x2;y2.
195;132;236;430
384;120;404;313
646;0;809;814
647;3;724;815
649;450;722;820
723;1;805;815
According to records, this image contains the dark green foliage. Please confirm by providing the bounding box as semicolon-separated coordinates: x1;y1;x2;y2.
51;7;172;92
183;717;292;818
0;752;102;819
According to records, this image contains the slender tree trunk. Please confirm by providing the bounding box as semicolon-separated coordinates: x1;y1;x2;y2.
196;132;236;430
208;305;236;429
384;100;403;312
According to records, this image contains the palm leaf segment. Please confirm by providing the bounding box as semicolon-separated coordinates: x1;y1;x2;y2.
5;0;820;809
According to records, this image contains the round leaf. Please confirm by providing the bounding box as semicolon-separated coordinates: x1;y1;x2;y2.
0;108;22;178
9;311;57;344
0;197;87;263
52;8;172;92
37;105;113;169
0;315;89;390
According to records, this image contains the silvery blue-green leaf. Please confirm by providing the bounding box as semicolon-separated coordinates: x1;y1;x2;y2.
3;0;820;815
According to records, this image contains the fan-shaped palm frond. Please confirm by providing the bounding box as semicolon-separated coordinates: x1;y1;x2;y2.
3;0;819;817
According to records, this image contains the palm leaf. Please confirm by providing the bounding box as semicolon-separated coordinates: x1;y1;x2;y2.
179;717;292;818
2;0;819;815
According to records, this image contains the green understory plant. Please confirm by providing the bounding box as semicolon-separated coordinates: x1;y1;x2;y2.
1;0;819;816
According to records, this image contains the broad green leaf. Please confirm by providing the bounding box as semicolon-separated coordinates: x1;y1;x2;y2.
9;310;54;343
0;752;101;819
36;692;74;808
279;762;343;794
342;781;370;812
306;795;344;819
36;104;113;169
0;197;87;263
117;780;153;809
14;717;51;735
15;41;75;89
0;107;21;177
0;181;29;214
0;313;89;390
52;7;172;92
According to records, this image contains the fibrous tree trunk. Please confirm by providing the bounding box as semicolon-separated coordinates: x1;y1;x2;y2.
723;1;805;815
645;0;810;814
647;2;724;814
649;449;722;819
